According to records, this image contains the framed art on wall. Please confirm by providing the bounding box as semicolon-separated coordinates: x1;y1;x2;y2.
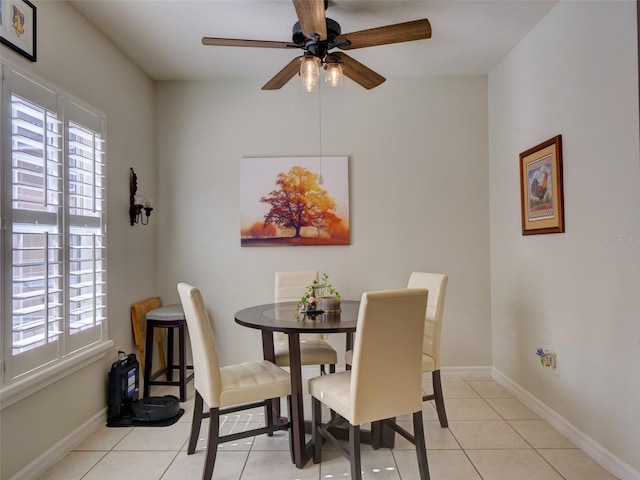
1;0;37;62
519;135;565;235
240;156;350;246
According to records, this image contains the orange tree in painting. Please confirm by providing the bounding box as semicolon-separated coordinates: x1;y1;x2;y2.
260;166;337;238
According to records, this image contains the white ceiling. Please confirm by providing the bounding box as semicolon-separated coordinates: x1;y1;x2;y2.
68;0;557;83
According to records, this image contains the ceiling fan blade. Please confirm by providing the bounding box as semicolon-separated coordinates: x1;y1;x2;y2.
262;56;302;90
332;52;385;90
292;0;327;40
335;19;431;50
202;37;295;49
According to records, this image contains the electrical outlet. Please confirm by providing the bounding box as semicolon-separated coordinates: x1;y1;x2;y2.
553;355;559;376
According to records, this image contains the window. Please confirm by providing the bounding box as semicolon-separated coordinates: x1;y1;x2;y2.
1;64;107;386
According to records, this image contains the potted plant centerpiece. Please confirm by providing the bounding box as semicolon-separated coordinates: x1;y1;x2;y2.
298;273;342;315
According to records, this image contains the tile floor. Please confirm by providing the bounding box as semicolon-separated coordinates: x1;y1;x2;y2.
38;370;619;480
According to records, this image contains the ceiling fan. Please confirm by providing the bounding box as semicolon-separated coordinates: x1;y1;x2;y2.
201;0;432;91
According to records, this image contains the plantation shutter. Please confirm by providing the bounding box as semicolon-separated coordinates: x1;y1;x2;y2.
2;65;107;381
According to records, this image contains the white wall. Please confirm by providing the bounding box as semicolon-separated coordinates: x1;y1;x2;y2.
489;1;640;475
155;76;492;368
0;2;157;479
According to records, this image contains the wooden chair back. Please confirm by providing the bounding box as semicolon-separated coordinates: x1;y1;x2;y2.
131;297;166;377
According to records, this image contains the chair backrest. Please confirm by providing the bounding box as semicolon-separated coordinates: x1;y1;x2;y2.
275;270;319;341
407;272;448;369
177;282;222;408
130;296;163;372
349;289;428;425
274;270;318;302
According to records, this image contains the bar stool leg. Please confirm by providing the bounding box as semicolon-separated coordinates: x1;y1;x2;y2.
143;323;155;398
167;327;174;382
144;305;194;401
179;323;187;401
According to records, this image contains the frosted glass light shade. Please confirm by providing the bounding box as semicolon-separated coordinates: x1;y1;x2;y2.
300;56;320;92
324;62;343;87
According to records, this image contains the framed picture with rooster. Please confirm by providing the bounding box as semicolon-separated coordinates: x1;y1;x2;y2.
519;135;565;235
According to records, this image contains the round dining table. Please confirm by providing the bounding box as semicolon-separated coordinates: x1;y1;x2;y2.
234;300;359;468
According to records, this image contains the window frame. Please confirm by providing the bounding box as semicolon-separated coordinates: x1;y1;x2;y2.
1;61;111;400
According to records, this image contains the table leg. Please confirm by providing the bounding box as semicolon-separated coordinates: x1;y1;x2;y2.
345;331;353;371
261;330;275;362
261;331;282;429
345;331;354;352
287;332;309;468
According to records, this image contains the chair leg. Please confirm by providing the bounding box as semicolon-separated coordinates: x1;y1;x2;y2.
320;363;336;375
312;396;322;464
273;397;282;423
432;370;448;428
188;391;204;454
265;398;274;436
349;424;362;480
202;407;220;480
412;411;431;480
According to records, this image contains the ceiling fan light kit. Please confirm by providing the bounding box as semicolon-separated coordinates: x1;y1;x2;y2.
300;54;321;92
324;60;343;87
201;0;431;91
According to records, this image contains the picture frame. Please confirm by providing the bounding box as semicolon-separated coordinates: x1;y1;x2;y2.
1;0;37;62
519;135;565;235
239;156;350;246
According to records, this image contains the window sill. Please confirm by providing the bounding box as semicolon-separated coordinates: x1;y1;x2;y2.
0;340;113;410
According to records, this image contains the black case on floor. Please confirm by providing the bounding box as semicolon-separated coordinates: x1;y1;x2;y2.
107;352;139;421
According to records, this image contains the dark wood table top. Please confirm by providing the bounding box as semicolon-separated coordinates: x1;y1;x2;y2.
234;300;359;334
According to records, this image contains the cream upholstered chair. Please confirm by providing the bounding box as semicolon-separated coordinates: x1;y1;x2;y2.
274;270;337;374
177;283;292;480
407;272;449;428
345;272;449;427
309;289;431;480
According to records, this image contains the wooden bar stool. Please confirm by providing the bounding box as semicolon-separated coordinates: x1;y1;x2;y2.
143;304;194;401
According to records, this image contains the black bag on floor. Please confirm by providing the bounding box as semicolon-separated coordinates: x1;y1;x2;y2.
107;352;184;427
107;352;139;421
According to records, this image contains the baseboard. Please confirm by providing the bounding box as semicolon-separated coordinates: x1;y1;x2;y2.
441;365;493;379
9;408;106;480
492;368;640;480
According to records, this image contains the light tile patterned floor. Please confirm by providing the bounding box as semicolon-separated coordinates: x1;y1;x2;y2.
37;371;619;480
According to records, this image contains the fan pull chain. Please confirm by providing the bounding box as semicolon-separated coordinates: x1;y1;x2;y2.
318;85;324;184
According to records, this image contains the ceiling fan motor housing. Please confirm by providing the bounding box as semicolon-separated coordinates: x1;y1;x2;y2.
292;18;342;59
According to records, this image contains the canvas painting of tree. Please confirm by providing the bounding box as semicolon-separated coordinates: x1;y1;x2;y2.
240;156;350;246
